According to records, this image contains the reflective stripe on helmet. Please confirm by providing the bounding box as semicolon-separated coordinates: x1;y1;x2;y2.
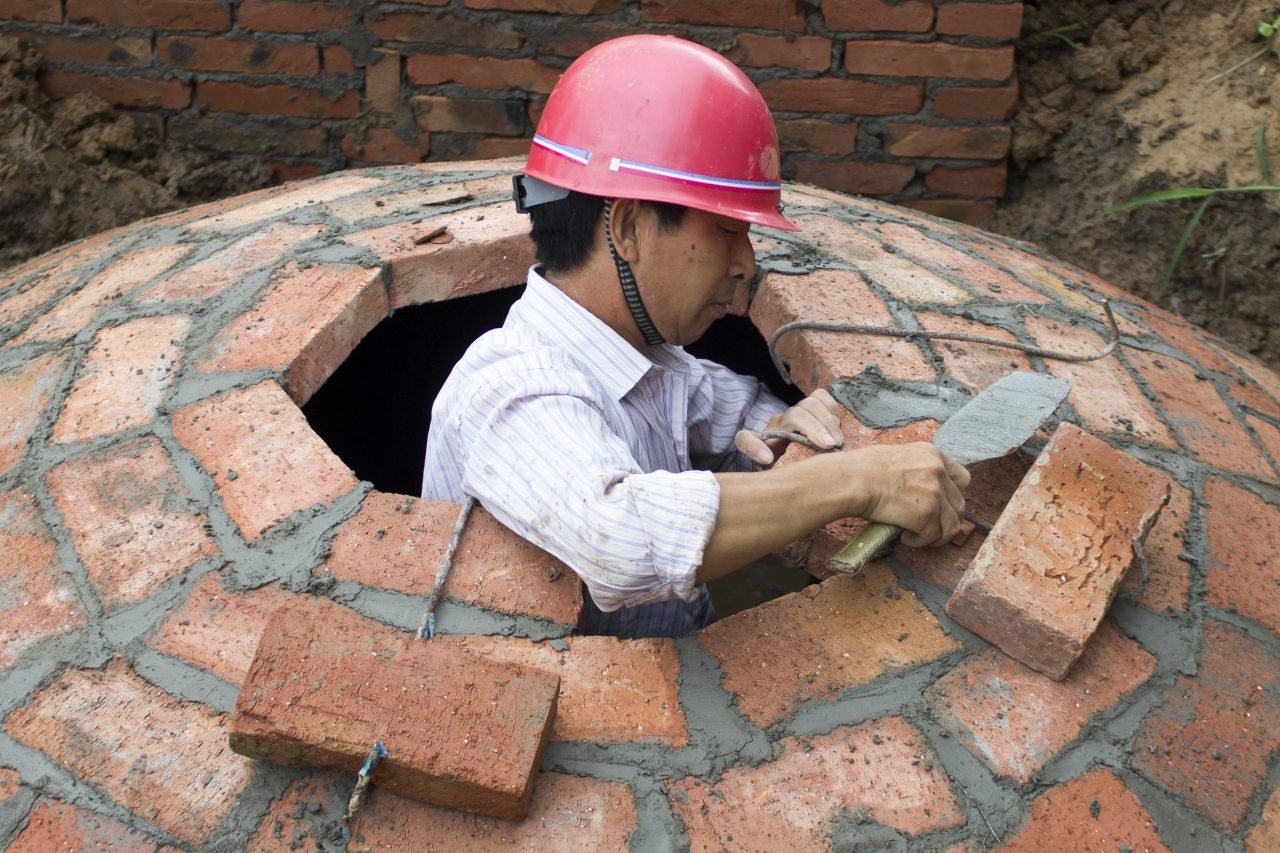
607;157;780;192
532;134;591;165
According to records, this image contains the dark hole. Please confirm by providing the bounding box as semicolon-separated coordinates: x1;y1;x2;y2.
304;287;811;616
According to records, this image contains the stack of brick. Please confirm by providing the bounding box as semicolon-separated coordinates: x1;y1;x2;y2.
1;161;1279;849
1;0;1022;222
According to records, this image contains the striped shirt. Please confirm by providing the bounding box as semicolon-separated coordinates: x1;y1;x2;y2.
422;266;785;638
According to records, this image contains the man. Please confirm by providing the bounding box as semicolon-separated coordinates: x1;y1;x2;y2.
423;35;969;639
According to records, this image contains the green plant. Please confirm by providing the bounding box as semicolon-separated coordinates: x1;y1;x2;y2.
1032;23;1083;49
1112;123;1280;295
1260;14;1280;39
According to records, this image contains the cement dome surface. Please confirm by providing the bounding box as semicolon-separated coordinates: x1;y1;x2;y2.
0;159;1278;851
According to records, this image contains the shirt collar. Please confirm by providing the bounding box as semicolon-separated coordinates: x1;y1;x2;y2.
514;266;687;401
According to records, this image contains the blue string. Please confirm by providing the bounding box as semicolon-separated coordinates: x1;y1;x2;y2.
419;612;436;641
359;741;387;776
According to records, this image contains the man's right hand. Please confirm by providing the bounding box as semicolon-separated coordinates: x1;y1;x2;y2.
841;442;971;547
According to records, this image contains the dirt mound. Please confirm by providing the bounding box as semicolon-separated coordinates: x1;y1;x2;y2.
992;0;1280;369
0;35;276;270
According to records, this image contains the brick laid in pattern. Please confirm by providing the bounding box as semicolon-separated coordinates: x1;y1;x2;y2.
947;423;1171;680
998;769;1171;852
229;597;559;820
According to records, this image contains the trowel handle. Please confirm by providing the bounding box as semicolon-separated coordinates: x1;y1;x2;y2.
826;522;900;575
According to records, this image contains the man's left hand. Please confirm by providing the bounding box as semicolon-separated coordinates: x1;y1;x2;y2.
735;388;844;467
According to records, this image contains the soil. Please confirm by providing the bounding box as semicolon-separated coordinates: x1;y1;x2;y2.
992;0;1280;370
0;35;275;270
1;10;1276;371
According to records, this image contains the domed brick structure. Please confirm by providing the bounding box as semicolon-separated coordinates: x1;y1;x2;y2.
1;159;1278;851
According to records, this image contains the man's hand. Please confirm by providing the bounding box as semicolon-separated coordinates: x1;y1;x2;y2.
734;388;844;466
851;443;971;547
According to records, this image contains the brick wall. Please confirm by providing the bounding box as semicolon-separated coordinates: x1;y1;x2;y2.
0;0;1023;222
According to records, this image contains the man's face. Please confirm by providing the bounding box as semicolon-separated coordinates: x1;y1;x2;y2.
634;208;757;347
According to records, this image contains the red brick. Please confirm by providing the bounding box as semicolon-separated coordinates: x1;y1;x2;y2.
641;0;803;27
0;260;90;331
797;217;972;305
0;352;67;477
6;658;254;845
30;34;151;67
51;315;189;444
1211;342;1280;409
237;0;353;32
197;263;386;406
365;48;400;113
759;77;923;115
8;798;171;853
934;84;1019;120
1025;315;1178;447
1134;620;1280;830
322;44;354;74
903;199;997;226
230;597;559;819
876;221;1048;302
1125;348;1275;480
749;266;936;389
847;41;1014;80
824;0;933;32
406;54;560;95
0;766;19;800
947;423;1171;680
350;772;636;848
1250;413;1280;466
1119;479;1192;613
726;33;831;71
433;134;532;160
443;634;686;746
409;95;525;135
792;159;914;196
269;161;324;182
46;437;217;609
894;452;1030;590
320;492;583;628
1000;770;1170;852
699;564;959;728
172;381;357;540
925;163;1007;197
886;123;1011;159
915;312;1032;392
0;489;85;670
342;126;430;163
1134;306;1238;377
1248;786;1280;853
961;232;1120;318
39;70;191;110
12;244;191;345
139;223;323;304
151;571;306;684
927;620;1155;781
937;2;1024;39
186;174;384;232
1203;478;1280;632
2;0;60;22
66;0;229;29
465;0;619;10
669;718;964;844
343;202;535;310
367;12;522;49
196;80;357;118
158;36;318;75
777;118;857;155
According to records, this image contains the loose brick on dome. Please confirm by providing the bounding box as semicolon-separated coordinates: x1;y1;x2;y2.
668;717;965;846
6;658;253;846
230;597;559;820
947;422;1171;680
998;769;1170;852
926;620;1155;782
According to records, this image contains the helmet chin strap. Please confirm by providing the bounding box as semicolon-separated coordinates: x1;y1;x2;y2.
603;200;665;347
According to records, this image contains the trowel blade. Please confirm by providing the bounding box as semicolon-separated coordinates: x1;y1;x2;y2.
933;371;1072;466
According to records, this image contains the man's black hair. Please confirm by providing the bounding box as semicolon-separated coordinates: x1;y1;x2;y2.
529;191;686;275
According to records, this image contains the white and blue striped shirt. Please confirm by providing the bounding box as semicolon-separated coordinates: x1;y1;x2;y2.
422;266;785;638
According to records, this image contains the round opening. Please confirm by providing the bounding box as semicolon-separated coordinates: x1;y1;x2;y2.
304;286;813;617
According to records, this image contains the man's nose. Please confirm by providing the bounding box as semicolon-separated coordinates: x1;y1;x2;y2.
728;229;756;283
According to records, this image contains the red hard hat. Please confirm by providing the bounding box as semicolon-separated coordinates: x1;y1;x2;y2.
524;35;799;232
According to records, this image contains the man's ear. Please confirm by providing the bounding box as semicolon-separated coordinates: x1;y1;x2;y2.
607;198;644;264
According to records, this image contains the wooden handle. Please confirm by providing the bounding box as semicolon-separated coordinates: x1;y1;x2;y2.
826;522;901;575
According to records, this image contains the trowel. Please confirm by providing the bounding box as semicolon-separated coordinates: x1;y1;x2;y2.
827;370;1072;575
